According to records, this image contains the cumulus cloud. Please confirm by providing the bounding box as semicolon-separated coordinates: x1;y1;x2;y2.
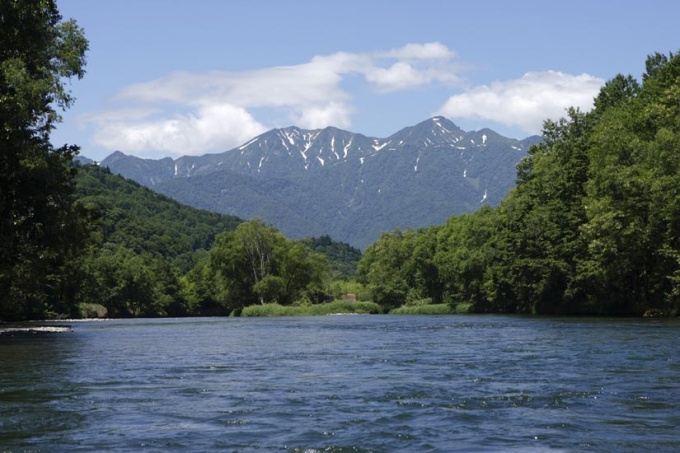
83;42;462;157
380;42;455;60
368;42;461;92
291;102;354;130
437;71;605;135
92;104;267;158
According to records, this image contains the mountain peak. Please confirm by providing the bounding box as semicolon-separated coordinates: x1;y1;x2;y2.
387;116;465;147
421;116;463;133
107;150;128;158
430;115;456;125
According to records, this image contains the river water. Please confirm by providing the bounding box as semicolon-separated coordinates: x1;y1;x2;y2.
1;315;679;452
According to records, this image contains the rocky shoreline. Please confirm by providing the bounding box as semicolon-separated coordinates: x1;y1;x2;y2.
0;324;73;336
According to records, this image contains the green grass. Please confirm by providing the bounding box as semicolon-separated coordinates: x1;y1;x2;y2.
241;300;382;317
389;303;472;315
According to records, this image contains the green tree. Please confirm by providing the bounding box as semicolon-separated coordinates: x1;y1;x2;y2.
482;51;680;316
207;229;257;310
279;241;328;304
205;219;330;311
0;0;89;320
435;207;498;308
252;274;286;305
181;255;232;316
592;74;640;114
354;50;680;317
582;52;680;315
407;225;444;303
237;218;281;304
484;108;593;314
301;235;362;279
357;229;416;310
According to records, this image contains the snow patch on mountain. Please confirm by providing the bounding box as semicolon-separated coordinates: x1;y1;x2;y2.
372;140;388;152
239;137;258;151
343;138;352;159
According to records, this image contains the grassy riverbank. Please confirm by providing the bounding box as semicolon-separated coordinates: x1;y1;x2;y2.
241;300;382;316
389;303;472;315
240;300;472;316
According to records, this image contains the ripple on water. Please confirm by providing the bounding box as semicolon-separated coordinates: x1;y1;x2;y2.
1;316;680;451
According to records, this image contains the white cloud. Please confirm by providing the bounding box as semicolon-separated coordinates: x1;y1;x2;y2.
368;42;461;92
365;61;460;92
365;61;425;91
291;102;354;130
437;71;605;135
381;42;454;60
115;66;348;109
92;104;267;158
84;42;462;157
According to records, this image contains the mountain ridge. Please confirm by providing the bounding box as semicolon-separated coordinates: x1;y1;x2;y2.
94;117;541;248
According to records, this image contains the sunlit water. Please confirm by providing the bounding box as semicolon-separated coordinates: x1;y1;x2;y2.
1;316;679;452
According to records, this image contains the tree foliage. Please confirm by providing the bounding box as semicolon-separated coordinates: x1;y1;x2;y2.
0;0;89;320
300;235;362;279
357;51;680;317
358;227;443;310
69;164;242;317
184;219;331;314
33;164;348;319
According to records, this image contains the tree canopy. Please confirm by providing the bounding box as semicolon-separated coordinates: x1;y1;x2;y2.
357;51;680;317
183;218;331;315
0;0;89;320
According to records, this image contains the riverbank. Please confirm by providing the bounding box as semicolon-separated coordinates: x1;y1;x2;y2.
241;300;382;316
0;323;73;336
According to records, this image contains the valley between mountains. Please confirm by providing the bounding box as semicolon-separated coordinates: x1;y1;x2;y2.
94;116;541;249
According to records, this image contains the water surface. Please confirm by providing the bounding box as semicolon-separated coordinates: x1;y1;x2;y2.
1;316;679;452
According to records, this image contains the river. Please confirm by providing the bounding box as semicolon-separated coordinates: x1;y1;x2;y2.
1;315;679;452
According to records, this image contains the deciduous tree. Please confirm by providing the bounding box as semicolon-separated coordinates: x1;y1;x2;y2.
0;0;89;320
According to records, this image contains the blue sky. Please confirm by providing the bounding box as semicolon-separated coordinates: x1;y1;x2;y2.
52;0;680;161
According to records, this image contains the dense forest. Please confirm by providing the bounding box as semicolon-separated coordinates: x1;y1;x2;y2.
358;51;680;317
6;163;361;319
2;1;680;321
68;165;360;319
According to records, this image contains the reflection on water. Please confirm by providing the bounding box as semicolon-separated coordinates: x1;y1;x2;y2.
1;316;680;452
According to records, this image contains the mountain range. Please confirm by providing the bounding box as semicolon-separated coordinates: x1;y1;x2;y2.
91;116;541;249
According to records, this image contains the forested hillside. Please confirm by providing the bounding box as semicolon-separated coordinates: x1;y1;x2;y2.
74;164;241;273
75;166;361;280
300;235;362;279
358;52;680;317
3;156;360;319
69;165;359;318
67;164;240;317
